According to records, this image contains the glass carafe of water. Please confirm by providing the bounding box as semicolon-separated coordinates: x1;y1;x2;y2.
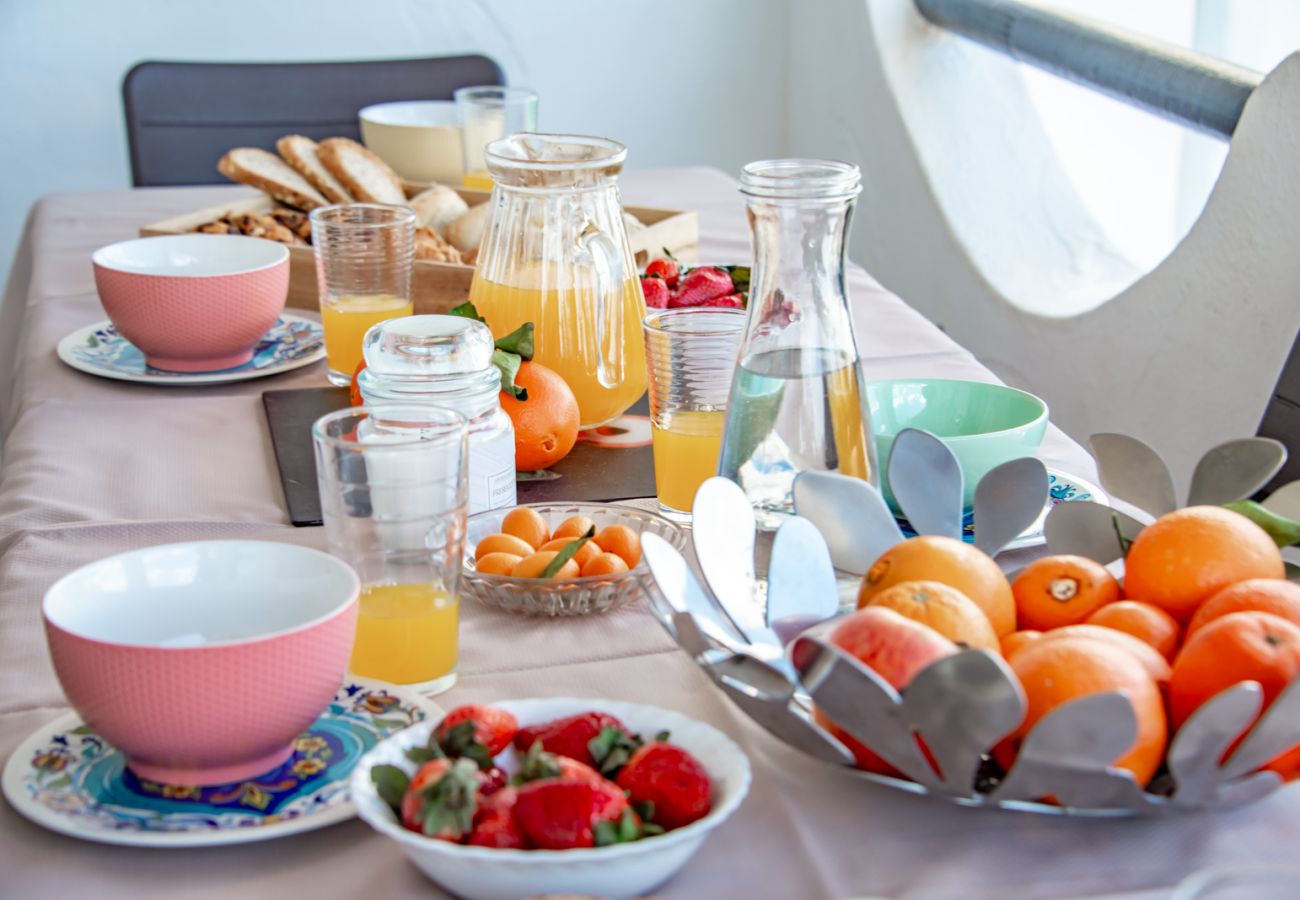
717;159;877;528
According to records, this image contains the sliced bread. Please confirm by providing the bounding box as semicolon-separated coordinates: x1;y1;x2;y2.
277;135;353;203
317;138;406;205
409;185;469;235
217;147;327;211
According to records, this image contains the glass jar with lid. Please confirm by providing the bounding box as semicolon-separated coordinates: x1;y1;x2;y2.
357;315;516;513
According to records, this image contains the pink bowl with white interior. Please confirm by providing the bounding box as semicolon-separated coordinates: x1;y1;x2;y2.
92;234;289;372
43;541;359;786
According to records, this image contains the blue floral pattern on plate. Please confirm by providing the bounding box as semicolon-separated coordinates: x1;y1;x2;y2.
56;315;324;386
897;469;1105;550
3;679;434;847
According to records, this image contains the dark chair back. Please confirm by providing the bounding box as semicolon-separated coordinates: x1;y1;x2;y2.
1258;327;1300;493
123;55;504;187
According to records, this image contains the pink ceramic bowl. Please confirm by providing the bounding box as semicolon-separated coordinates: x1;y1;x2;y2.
91;234;289;372
43;541;359;786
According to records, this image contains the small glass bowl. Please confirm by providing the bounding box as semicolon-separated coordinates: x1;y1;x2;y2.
461;502;687;616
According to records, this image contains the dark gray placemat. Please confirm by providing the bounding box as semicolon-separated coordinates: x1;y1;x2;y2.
263;388;657;526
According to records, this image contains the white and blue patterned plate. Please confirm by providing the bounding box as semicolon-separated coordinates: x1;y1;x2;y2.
898;469;1107;551
56;314;324;386
1;677;437;847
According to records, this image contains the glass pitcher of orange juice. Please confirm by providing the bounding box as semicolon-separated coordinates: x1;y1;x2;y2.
468;134;646;428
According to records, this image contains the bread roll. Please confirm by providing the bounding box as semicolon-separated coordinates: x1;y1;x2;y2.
409;185;469;236
444;203;490;254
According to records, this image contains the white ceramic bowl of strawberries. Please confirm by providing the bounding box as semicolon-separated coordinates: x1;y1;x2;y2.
349;697;752;900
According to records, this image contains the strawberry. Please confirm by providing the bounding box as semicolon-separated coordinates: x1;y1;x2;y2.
641;276;670;309
481;765;509;796
644;256;681;289
517;742;604;785
668;267;733;308
436;704;518;766
512;776;637;850
616;742;712;831
697;292;745;309
399;757;482;840
513;779;598;849
468;786;528;848
514;711;640;773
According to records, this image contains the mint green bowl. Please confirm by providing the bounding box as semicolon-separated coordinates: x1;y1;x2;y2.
866;378;1049;512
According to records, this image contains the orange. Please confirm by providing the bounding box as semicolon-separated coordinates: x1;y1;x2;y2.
1032;624;1171;684
581;552;630;577
863;580;999;652
474;533;535;561
857;535;1016;637
995;635;1167;786
1169;611;1300;779
1000;630;1042;659
594;524;642;568
539;537;599;570
511;551;580;580
1169;610;1300;729
501;507;550;549
350;359;367;407
1123;506;1284;624
552;515;597;541
1085;600;1181;662
476;552;523;576
501;362;580;472
1187;578;1300;636
1011;554;1120;631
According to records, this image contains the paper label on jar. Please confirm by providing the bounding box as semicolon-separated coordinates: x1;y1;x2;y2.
469;430;517;513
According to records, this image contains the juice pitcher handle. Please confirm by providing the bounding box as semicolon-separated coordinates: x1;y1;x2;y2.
578;223;626;389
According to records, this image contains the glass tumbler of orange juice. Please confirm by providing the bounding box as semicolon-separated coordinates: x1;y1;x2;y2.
469;134;647;428
312;404;468;694
643;308;746;521
309;204;416;385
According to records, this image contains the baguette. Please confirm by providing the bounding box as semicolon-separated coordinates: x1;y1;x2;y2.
409;185;469;235
317;138;407;205
217;148;327;211
276;135;353;204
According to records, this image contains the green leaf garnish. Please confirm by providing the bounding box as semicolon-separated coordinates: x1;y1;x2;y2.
370;764;410;816
723;265;750;293
654;730;671;743
405;745;443;765
642;822;666;836
492;349;528;401
593;820;618;846
1225;500;1300;548
437;719;495;770
494;322;534;361
540;526;597;578
588;725;644;776
448;301;486;323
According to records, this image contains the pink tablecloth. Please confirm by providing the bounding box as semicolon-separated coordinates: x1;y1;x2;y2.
0;168;1294;900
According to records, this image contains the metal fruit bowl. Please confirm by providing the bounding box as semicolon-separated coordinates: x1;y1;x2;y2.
641;430;1300;816
462;502;687;616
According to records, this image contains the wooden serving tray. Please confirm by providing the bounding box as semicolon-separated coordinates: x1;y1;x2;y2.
140;189;699;314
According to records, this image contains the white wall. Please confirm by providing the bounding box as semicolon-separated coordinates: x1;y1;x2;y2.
0;0;787;280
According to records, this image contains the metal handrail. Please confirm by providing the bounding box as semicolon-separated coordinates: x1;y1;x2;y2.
914;0;1264;139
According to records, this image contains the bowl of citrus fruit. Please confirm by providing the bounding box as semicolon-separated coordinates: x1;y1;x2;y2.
463;503;688;616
